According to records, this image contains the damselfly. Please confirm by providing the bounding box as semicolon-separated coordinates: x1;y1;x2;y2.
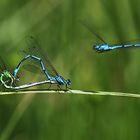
13;36;71;90
81;21;140;53
0;56;55;90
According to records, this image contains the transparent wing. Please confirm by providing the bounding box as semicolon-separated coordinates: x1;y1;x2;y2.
22;63;41;73
20;35;58;77
18;50;46;74
111;38;140;46
121;38;140;45
80;20;107;44
15;1;63;77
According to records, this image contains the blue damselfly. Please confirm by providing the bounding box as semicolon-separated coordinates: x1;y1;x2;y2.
81;21;140;52
13;36;71;90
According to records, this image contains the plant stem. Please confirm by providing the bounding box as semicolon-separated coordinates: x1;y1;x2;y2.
0;90;140;98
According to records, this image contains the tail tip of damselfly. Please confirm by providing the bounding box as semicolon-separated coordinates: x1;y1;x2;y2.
66;79;71;85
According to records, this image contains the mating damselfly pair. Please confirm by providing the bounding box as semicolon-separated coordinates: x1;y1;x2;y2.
0;36;71;91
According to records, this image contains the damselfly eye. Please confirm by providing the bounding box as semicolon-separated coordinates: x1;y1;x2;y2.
93;45;100;51
92;45;97;50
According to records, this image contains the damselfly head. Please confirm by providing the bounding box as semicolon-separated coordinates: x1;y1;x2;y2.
93;44;102;53
66;79;71;85
93;44;109;53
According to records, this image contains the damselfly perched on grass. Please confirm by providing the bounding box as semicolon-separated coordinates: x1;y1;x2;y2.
81;21;140;53
13;36;71;90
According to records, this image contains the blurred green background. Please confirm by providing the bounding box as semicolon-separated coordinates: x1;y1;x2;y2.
1;0;140;139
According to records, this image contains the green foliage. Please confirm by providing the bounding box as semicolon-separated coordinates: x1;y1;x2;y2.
0;0;140;139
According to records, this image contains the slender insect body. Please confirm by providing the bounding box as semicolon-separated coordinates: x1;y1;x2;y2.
81;21;140;52
13;55;71;87
13;37;71;89
94;43;140;52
